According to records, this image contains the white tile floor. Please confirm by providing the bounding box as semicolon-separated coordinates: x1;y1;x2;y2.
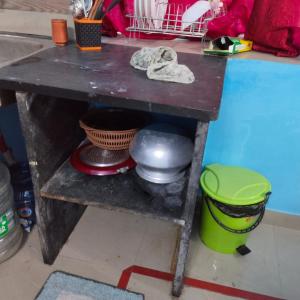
1;207;299;300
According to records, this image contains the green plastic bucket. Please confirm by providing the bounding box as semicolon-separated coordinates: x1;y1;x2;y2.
199;164;271;254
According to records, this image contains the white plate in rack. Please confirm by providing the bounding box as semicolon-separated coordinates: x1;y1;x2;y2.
154;0;168;29
144;0;150;17
139;0;145;18
134;0;139;17
181;0;211;31
144;0;154;27
150;0;157;25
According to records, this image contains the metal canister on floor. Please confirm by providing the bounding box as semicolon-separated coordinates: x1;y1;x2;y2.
0;161;23;263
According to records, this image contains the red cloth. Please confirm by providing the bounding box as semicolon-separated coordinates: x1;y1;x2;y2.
245;0;300;57
102;16;118;37
207;0;254;38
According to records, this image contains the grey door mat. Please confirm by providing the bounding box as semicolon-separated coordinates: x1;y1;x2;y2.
35;271;144;300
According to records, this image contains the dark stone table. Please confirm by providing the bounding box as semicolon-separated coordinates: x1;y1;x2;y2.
0;43;226;297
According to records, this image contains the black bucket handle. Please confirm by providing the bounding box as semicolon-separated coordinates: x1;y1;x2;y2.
205;192;271;234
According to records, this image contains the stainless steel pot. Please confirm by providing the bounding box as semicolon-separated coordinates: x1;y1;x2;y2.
129;123;194;184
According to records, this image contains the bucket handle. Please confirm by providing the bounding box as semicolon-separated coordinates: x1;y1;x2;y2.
205;192;271;234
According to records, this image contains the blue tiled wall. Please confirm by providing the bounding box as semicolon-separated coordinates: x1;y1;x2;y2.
204;59;300;215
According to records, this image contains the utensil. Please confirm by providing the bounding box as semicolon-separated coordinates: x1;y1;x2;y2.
81;0;88;17
79;144;130;167
129;123;194;184
81;0;87;17
70;0;84;18
94;1;105;19
181;0;211;31
88;0;103;19
70;143;135;176
80;108;147;150
82;0;93;17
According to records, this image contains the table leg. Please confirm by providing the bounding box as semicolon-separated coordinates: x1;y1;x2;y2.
172;121;209;297
16;92;88;264
170;227;181;274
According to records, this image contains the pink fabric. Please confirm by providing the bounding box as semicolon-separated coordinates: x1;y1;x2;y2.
245;0;300;57
102;0;127;36
102;16;118;37
207;0;254;38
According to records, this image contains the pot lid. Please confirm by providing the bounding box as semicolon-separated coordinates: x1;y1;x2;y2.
200;164;271;205
129;123;194;169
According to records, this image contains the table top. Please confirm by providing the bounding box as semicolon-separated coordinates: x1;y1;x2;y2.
0;43;226;121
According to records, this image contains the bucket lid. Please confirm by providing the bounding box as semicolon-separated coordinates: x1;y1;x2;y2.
200;164;271;205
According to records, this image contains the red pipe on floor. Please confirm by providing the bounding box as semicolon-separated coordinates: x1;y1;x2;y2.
118;265;283;300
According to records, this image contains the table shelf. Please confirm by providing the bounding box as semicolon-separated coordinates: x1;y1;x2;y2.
40;158;185;225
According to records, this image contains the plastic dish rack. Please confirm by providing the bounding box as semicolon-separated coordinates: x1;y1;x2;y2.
127;1;226;38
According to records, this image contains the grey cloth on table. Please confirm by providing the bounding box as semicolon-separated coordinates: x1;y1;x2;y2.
130;47;156;71
130;47;177;71
150;46;178;66
130;47;195;84
147;62;195;84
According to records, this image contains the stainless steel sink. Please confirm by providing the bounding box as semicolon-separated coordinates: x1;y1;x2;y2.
0;34;52;67
0;33;52;106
